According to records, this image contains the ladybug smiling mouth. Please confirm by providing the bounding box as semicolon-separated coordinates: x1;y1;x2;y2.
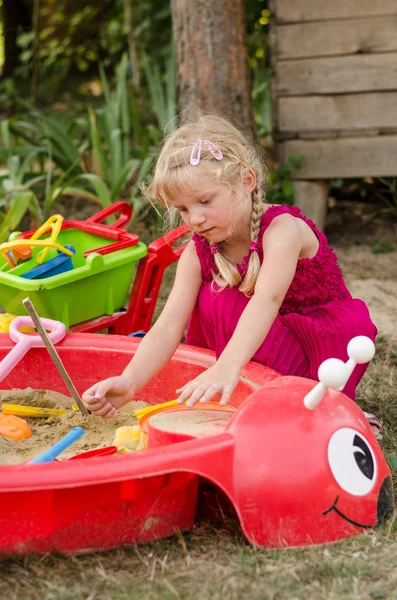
323;496;374;529
323;476;394;529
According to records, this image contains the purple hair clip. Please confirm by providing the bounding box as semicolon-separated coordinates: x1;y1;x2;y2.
209;243;219;255
249;241;261;253
190;138;223;166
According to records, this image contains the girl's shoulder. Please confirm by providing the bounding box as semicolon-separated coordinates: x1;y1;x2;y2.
262;203;312;225
260;204;327;243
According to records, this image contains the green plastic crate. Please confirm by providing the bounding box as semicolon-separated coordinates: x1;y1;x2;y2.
0;229;147;328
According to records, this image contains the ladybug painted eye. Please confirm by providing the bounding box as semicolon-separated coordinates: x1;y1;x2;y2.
328;428;377;496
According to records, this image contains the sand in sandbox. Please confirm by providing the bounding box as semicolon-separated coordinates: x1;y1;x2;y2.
150;410;233;438
0;389;149;465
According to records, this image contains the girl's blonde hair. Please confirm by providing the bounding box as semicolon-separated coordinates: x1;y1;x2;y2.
143;114;268;296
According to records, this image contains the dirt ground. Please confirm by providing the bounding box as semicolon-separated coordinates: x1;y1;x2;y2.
326;201;397;340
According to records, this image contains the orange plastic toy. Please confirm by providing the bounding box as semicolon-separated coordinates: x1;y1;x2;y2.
0;414;32;441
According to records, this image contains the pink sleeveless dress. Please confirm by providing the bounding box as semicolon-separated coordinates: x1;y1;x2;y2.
185;204;377;400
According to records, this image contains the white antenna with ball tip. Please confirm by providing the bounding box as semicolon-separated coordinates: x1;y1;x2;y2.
303;336;376;410
339;336;376;390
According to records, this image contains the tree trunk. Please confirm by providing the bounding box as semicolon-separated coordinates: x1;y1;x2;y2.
171;0;255;137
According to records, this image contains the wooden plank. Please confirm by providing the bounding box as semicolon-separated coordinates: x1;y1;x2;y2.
277;53;397;96
279;129;392;141
279;92;397;133
282;136;397;179
277;17;397;60
293;181;328;231
275;0;397;24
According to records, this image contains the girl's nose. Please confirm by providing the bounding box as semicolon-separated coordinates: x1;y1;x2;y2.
189;209;206;226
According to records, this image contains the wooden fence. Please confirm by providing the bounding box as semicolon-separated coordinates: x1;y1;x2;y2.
269;0;397;228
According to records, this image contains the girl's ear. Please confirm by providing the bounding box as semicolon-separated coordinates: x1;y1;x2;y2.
242;168;257;194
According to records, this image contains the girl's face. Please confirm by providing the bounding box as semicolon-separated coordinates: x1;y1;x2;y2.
170;181;251;245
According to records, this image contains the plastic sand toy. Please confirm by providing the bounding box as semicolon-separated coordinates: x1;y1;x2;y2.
20;245;76;280
0;414;32;441
0;203;147;328
0;316;66;383
0;333;393;555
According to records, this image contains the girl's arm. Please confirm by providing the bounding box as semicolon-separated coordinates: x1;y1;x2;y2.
83;240;202;417
122;240;202;388
176;214;304;406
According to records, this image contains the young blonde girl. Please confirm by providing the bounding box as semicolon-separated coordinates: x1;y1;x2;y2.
83;115;377;418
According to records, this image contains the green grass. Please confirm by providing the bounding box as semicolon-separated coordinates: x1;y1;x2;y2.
1;338;396;600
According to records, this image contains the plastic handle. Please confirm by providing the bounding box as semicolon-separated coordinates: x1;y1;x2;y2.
2;404;67;418
0;316;66;382
0;239;73;257
85;201;132;229
9;316;67;344
30;214;64;264
134;399;179;418
28;427;85;463
30;214;63;241
0;342;31;382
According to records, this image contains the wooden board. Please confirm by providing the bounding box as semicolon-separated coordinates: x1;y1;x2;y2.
277;17;397;60
275;0;397;23
277;53;397;96
279;92;397;133
282;136;397;179
293;181;328;231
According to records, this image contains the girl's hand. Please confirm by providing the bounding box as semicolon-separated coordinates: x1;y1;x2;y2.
176;363;240;408
82;376;136;419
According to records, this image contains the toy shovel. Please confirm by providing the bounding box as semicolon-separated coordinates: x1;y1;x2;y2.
28;427;85;463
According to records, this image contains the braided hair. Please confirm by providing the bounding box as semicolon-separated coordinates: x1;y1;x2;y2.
142;114;268;296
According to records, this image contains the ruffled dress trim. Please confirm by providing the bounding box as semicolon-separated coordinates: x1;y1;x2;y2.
192;204;350;314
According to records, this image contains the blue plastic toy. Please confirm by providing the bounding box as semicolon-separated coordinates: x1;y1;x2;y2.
28;426;85;463
20;244;76;280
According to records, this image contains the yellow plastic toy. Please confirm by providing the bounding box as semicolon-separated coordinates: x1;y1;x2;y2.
0;238;73;261
133;399;179;418
111;402;180;453
0;215;65;268
1;404;67;418
29;214;64;264
112;425;142;452
0;314;35;333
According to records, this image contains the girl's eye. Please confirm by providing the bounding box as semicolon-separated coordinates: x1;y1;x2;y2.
200;197;213;205
178;207;188;213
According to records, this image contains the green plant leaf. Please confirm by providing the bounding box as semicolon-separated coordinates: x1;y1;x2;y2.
0;119;11;149
129;88;143;147
386;453;397;470
111;159;140;201
88;106;107;180
129;156;153;199
110;128;122;190
0;191;35;242
38;114;83;168
76;173;112;207
62;186;103;205
371;239;394;254
0;146;49;160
